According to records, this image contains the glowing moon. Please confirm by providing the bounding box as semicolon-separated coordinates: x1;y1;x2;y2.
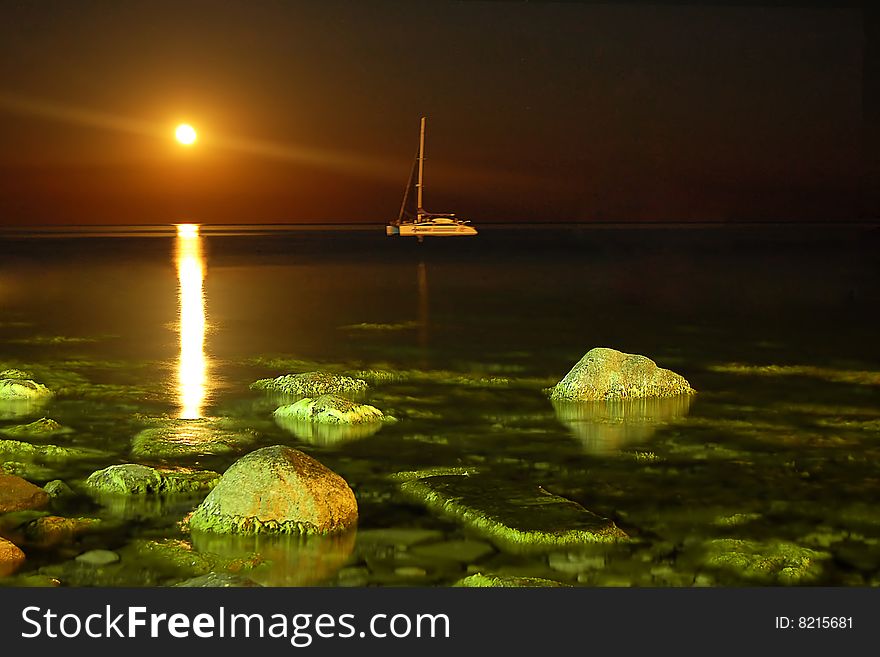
175;123;197;145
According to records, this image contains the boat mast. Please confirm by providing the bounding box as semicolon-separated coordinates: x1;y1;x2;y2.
417;116;426;219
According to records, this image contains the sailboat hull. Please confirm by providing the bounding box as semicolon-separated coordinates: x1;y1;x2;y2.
395;223;478;237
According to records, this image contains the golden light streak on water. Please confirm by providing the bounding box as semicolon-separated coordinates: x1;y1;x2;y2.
175;224;208;418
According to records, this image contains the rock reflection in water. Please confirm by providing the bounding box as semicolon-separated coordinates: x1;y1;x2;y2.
0;398;48;420
273;414;382;446
191;529;356;586
552;395;693;454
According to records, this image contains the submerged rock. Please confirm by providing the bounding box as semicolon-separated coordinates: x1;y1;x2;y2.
251;372;368;397
552;395;693;454
397;470;627;551
174;572;262;587
0;378;53;401
85;464;220;495
454;573;569;587
24;516;102;549
0;473;50;513
0;537;26;577
189;445;358;535
131;419;258;459
702;539;828;584
0;418;70;439
75;549;120;566
0;438;106;461
274;394;386;425
549;347;695;401
43;480;75;499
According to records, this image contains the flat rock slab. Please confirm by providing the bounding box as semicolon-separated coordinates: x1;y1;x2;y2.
0;473;50;513
398;471;627;551
355;528;445;548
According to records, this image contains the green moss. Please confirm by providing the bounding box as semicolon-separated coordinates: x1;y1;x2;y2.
251;372;368;397
398;471;628;551
0;418;70;439
708;363;880;386
273;394;385;425
0;438;107;461
702;538;828;584
85;464;220;495
453;573;568;587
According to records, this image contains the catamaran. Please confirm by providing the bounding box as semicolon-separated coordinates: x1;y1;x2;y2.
386;117;478;238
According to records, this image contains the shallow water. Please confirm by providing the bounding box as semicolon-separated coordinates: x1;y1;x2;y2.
1;224;879;586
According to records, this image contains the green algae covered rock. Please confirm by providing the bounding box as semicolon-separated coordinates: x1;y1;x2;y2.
454;573;569;587
0;438;106;461
131;419;258;459
0;369;34;380
85;464;220;495
251;372;368;397
0;378;53;401
702;539;829;584
189;445;358;535
0;418;70;439
274;394;386;425
174;573;262;587
549;347;695;402
398;470;627;551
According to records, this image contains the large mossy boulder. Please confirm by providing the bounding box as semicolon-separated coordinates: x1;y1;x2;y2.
85;464;220;495
549;347;695;401
396;470;627;551
274;394;385;425
251;372;368;397
131;419;258;459
189;445;358;535
0;473;50;513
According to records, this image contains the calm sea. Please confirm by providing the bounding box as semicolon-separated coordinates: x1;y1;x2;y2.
1;223;878;586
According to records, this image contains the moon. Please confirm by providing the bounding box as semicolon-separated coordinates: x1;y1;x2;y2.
175;124;197;145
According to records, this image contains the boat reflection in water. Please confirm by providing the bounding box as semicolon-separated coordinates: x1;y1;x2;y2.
175;223;209;419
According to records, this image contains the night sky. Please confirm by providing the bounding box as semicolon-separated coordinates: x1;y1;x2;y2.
0;1;866;225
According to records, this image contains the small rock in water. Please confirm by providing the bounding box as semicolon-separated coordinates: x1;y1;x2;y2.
251;371;368;397
76;550;120;566
274;394;385;425
0;378;53;400
409;540;495;563
131;419;258;459
85;464;220;495
43;480;76;499
394;566;427;578
454;573;568;587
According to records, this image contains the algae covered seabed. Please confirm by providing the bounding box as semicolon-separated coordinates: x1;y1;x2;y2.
1;224;879;587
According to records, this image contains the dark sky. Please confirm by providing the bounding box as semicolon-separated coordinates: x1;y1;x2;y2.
0;0;865;225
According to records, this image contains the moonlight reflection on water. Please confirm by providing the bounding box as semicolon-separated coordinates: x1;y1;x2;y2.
175;224;208;419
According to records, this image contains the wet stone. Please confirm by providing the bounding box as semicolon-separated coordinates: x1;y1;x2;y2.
0;473;50;513
175;573;262;587
355;528;445;549
75;549;120;566
397;470;628;551
454;573;568;587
